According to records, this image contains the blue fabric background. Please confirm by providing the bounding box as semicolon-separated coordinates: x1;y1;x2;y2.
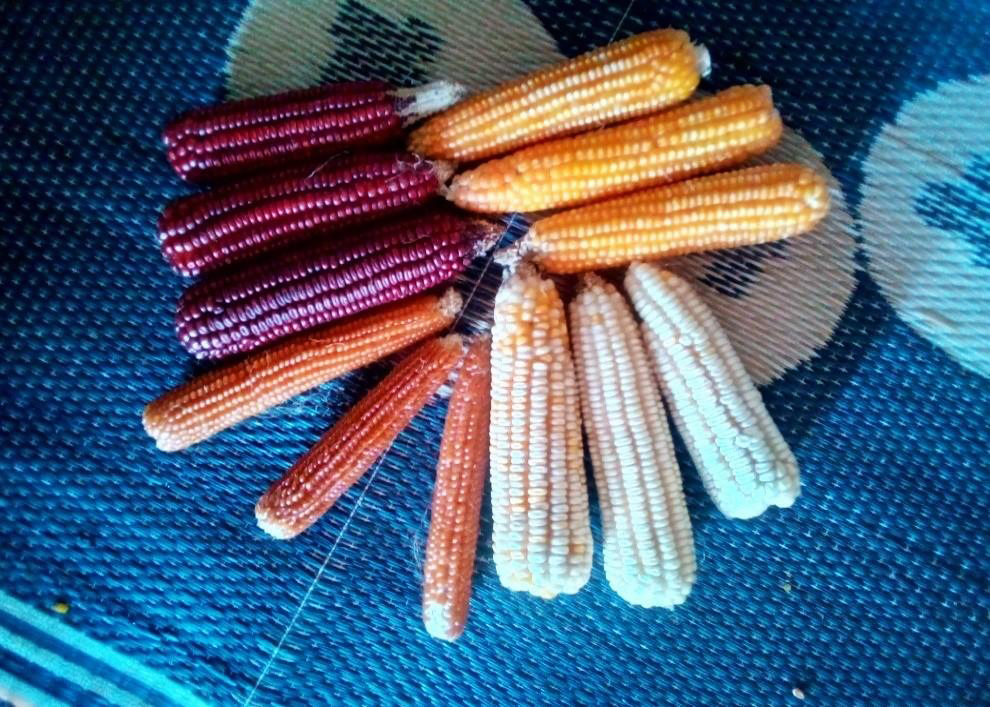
1;1;988;704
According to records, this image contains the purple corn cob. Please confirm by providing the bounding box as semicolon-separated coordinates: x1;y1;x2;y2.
176;211;496;360
165;80;465;183
159;152;453;277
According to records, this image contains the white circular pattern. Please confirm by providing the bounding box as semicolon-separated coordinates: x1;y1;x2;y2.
860;75;990;378
225;1;859;386
668;129;858;385
225;0;563;99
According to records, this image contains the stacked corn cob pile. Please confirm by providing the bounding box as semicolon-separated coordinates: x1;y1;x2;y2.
144;29;829;641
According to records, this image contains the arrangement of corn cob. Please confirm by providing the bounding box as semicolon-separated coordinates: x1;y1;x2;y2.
144;28;831;641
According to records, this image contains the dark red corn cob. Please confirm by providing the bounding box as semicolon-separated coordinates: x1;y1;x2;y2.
159;152;454;277
176;211;497;360
165;80;465;183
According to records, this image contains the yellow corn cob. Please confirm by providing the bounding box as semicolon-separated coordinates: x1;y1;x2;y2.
625;264;800;519
490;263;592;598
519;163;829;274
143;290;461;452
422;336;491;642
569;274;695;607
408;29;706;162
449;85;782;213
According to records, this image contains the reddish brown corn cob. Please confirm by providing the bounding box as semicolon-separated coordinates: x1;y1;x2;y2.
519;164;830;274
422;336;491;642
159;152;454;276
176;211;496;360
256;335;464;539
165;80;465;183
448;85;782;213
144;290;461;452
408;30;707;162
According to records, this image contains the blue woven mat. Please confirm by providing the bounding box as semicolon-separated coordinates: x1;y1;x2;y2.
1;1;988;704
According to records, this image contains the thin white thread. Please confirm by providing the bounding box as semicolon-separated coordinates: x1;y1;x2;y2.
242;459;387;706
607;0;636;43
243;8;632;696
242;216;518;704
449;213;518;333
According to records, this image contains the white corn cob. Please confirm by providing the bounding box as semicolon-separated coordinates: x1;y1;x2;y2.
490;263;592;598
625;264;800;519
570;275;696;607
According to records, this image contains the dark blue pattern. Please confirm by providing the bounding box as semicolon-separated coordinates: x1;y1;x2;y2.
916;154;990;269
1;1;988;704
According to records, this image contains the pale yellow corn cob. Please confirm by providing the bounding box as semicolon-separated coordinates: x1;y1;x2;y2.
625;264;800;519
519;163;830;274
490;263;592;598
569;274;696;607
449;85;782;213
409;29;706;161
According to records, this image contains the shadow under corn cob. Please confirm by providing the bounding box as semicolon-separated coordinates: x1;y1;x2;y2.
159;152;453;276
165;79;465;183
176;210;497;360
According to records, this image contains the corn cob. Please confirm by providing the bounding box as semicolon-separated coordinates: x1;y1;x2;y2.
449;85;782;213
519;164;830;274
490;263;592;598
569;275;695;607
176;211;496;360
625;264;800;519
408;29;706;162
256;335;464;539
165;80;465;183
159;152;453;277
145;290;461;452
422;336;491;642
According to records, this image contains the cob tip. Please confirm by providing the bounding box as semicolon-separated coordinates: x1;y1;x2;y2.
471;219;504;257
437;332;465;355
492;242;524;271
575;272;610;295
422;601;461;642
694;43;712;78
396;80;468;125
430;159;456;185
142;404;182;453
255;503;299;540
438;288;464;319
803;170;831;215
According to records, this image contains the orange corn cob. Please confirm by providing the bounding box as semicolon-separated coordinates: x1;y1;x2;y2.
422;336;491;642
519;163;830;274
256;335;464;540
143;290;461;452
408;29;706;162
448;85;782;213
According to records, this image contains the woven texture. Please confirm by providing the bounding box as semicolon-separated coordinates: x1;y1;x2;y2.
1;1;988;704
